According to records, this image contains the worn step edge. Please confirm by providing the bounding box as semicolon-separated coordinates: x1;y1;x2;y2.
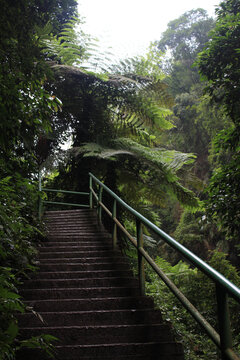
39;250;122;257
19;324;171;345
18;309;163;327
38;255;124;260
24;296;155;311
39;241;114;246
38;245;113;250
46;236;112;240
32;270;133;279
20;286;140;300
17;346;184;360
52;342;184;358
22;277;138;289
37;263;131;271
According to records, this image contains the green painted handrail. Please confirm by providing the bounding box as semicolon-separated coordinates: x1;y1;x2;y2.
89;172;240;360
38;172;240;359
89;173;240;301
38;180;90;218
42;188;89;196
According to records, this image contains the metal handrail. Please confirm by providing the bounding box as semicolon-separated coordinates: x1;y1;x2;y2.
89;172;240;360
38;171;240;359
42;188;89;196
38;175;90;218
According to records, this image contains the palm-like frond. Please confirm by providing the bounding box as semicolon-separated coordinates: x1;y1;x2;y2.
70;143;133;160
108;70;174;131
113;95;174;131
72;138;195;173
40;16;95;66
113;137;195;173
71;138;199;208
50;60;174;135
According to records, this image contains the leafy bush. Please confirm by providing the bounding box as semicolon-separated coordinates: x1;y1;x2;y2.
146;251;240;359
0;174;58;359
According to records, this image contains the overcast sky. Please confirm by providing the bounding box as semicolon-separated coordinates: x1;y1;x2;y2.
78;0;220;61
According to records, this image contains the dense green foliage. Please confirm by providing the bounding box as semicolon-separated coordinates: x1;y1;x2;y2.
145;2;240;357
153;3;238;261
43;55;200;216
197;0;240;260
1;0;240;359
146;251;240;359
0;1;78;358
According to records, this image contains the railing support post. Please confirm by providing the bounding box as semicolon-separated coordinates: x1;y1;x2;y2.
216;285;232;360
38;171;43;220
98;186;103;223
136;219;145;295
89;175;93;209
112;199;117;250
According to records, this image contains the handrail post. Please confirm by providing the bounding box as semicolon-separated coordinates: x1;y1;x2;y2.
136;219;145;295
112;199;117;250
216;285;233;360
38;171;43;220
98;185;103;223
89;175;93;209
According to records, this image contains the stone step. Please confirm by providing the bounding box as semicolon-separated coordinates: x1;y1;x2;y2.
42;236;112;246
44;215;96;220
45;222;100;228
46;234;111;240
45;218;100;224
38;250;122;259
44;209;95;215
58;356;183;360
38;244;113;252
20;286;140;300
55;342;184;359
38;262;130;272
47;225;101;232
19;324;171;345
24;296;155;312
45;221;101;226
18;309;163;327
32;270;133;279
19;342;183;360
46;226;107;231
47;232;111;237
22;277;138;289
46;231;108;237
17;209;184;360
17;348;184;360
38;257;128;265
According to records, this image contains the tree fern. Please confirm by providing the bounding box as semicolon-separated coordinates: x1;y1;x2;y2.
72;138;199;208
40;21;201;211
49;53;175;133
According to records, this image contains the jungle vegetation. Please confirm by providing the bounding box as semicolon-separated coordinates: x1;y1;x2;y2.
0;0;239;359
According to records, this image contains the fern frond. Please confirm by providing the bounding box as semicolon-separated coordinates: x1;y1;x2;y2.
70;143;133;160
156;149;196;171
113;95;174;131
113;138;195;175
41;15;94;66
69;139;199;208
176;169;204;191
170;181;199;208
117;167;199;209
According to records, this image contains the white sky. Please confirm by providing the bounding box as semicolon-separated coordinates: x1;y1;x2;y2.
78;0;220;61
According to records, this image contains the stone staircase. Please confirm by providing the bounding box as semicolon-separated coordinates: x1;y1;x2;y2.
17;209;184;360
